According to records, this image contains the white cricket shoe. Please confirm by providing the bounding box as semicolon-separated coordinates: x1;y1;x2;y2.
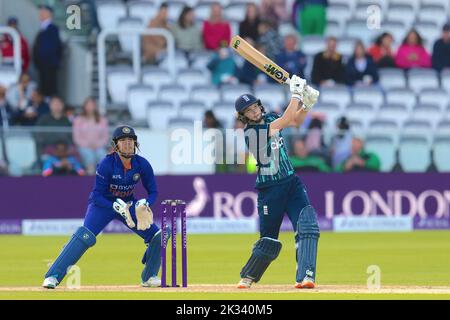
141;276;161;288
237;277;254;289
42;276;59;289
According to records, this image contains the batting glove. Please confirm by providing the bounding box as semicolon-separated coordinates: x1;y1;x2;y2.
301;85;320;111
289;75;306;101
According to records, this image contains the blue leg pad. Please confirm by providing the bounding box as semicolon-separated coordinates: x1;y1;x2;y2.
296;205;320;282
45;226;96;283
141;228;170;282
240;237;282;282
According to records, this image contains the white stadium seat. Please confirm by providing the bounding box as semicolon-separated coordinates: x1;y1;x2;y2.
301;36;326;56
166;0;186;23
319;86;351;111
325;20;344;38
365;135;397;172
327;4;353;27
253;84;287;111
398;136;431;172
389;0;420;13
191;51;215;71
313;102;342;129
158;84;190;109
401;120;433;142
96;0;127;30
117;17;145;54
142;67;174;92
417;5;449;27
441;70;450;94
128;1;158;26
433;137;450;172
195;2;214;22
127;84;156;121
212;101;235;129
179;101;207;121
168;117;195;129
367;119;399;136
415;21;441;52
5;134;37;176
345;103;377;129
408;69;440;95
336;37;358;57
385;88;416;111
0;66;19;88
224;2;248;22
352;86;385;110
345;19;378;46
159;51;189;71
377;104;410;127
107;67;138;105
147;101;178;130
190;85;221;108
421;0;449;11
220;84;252;103
380;21;408;45
418;88;449;111
386;4;415;29
379;68;407;90
410;104;442;128
177;68;210;92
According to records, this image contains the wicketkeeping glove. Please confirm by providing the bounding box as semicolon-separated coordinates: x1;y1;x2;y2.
135;199;153;231
113;199;135;229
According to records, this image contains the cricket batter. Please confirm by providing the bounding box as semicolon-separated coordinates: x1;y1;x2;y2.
235;75;320;289
43;126;162;289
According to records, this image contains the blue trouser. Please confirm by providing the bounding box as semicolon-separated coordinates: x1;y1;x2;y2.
257;175;311;240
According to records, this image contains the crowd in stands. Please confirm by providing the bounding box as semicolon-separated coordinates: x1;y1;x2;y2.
1;1;450;176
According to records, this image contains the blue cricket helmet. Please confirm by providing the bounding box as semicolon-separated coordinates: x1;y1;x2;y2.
112;125;137;143
235;93;261;113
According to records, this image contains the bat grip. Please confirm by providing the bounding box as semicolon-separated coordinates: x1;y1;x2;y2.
285;77;291;85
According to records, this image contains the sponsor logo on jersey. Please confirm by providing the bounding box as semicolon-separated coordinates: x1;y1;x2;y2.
112;174;122;179
270;137;284;150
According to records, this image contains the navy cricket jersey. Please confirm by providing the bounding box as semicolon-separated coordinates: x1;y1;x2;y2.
244;112;295;189
88;153;158;208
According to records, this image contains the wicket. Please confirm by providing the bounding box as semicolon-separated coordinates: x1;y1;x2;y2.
160;199;187;287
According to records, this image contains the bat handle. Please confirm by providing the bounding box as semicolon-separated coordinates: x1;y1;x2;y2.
284;77;291;85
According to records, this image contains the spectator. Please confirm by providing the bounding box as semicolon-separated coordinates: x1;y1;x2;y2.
203;110;223;129
35;96;72;156
0;86;12;127
11;89;49;126
395;29;431;69
335;137;380;172
432;23;450;72
345;40;379;86
0;159;8;176
202;2;231;50
260;0;289;28
32;5;63;97
64;105;76;123
238;42;268;85
367;32;396;68
293;0;328;36
6;73;37;111
73;97;109;175
311;36;345;86
305;117;328;159
171;6;203;65
258;19;283;59
239;3;261;43
207;47;238;86
142;2;170;64
290;138;331;172
330;116;352;169
275;34;307;78
42;141;85;177
0;17;30;72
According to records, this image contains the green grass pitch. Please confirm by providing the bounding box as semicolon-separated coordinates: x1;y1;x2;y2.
1;231;450;299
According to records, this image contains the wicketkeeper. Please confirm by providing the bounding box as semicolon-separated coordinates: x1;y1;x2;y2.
43;126;163;288
235;75;320;289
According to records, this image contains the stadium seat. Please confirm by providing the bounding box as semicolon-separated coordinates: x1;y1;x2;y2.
389;0;421;13
0;66;18;88
365;135;397;172
385;88;417;111
195;1;214;21
417;5;448;27
159;51;189;71
357;0;387;11
127;84;156;121
191;51;215;71
377;103;410;127
441;70;450;94
158;84;190;109
385;4;415;29
221;84;252;103
325;20;344;38
345;19;378;46
415;21;441;52
345;103;376;129
212;101;236;128
96;0;127;30
336;37;358;57
379;68;407;90
128;0;158;25
326;3;353;27
179;101;207;121
224;2;248;22
407;69;440;95
253;84;287;111
168;117;195;129
436;120;450;135
418;88;449;111
177;68;210;92
433;137;450;172
107;67;138;105
380;21;408;45
166;0;185;23
402;120;433;143
301;36;326;56
410;104;442;128
117;17;145;54
147;101;178;130
352;86;385;110
319;86;351;111
398;136;431;172
4;134;37;176
313;102;342;130
367;119;399;136
142;67;174;92
190;85;221;108
421;0;449;11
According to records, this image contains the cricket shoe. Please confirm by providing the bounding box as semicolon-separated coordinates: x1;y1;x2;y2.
237;278;254;289
42;276;59;289
142;276;161;287
295;276;316;289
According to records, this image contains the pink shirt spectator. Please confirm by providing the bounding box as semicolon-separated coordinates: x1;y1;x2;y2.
395;44;432;69
202;20;231;50
72;116;109;150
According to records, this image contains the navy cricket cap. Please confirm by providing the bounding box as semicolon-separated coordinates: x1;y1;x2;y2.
235;93;260;113
112;125;137;142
